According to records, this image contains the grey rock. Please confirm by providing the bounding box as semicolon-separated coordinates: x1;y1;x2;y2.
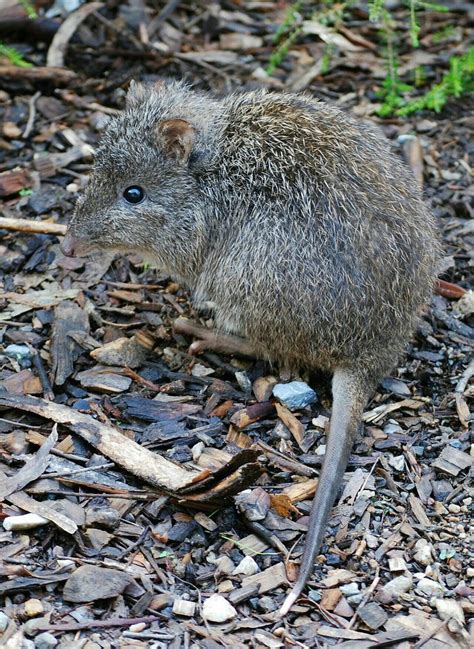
272;381;317;411
340;583;359;596
63;565;133;602
4;343;31;361
35;632;58;649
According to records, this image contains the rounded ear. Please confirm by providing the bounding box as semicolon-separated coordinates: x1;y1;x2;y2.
156;118;195;165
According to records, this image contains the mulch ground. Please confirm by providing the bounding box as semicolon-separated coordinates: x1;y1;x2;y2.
0;2;473;648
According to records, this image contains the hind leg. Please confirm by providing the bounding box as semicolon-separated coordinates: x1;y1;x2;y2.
173;317;256;357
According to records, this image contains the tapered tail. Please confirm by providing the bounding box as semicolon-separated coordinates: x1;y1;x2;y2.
279;368;369;616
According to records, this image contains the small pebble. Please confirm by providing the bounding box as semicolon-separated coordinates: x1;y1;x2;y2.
308;590;321;602
448;503;461;514
256;596;278;613
340;583;359;596
191;441;205;462
272;381;317;411
2;121;22;139
3;513;49;532
129;622;147;633
217;579;233;593
4;343;31;367
232;555;259;576
23;599;44;618
202;594;237;623
34;632;58;649
413;539;433;566
415;119;437;133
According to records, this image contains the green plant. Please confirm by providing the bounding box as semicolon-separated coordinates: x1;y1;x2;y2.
320;42;335;74
432;25;455;44
397;46;474;115
268;1;470;118
411;64;427;87
266;26;302;75
272;0;302;44
19;188;33;197
19;0;37;19
376;57;413;117
0;42;32;68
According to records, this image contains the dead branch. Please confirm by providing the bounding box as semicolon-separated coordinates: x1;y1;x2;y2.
0;65;76;83
0;216;67;235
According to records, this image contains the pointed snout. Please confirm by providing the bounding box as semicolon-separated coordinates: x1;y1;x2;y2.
60;232;93;257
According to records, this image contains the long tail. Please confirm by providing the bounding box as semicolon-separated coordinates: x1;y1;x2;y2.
279;367;370;616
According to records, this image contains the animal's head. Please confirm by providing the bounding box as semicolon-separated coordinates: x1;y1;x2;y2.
61;81;210;278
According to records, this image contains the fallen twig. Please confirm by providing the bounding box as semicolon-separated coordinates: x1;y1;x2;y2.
22;90;41;138
0;65;76;83
0;216;67;235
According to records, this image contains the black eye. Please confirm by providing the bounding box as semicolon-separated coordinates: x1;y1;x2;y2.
123;185;145;204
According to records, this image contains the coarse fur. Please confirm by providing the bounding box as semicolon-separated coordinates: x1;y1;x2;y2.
64;80;441;612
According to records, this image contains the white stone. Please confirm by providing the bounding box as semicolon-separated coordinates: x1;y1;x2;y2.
232;555;259;576
191;441;204;462
202;594;237;623
3;513;49;531
413;539;433;566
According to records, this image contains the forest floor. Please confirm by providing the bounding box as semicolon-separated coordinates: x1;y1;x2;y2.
0;2;473;648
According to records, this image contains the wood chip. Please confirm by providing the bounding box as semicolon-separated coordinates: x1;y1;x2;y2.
275;402;306;449
241;562;287;594
432;445;473;476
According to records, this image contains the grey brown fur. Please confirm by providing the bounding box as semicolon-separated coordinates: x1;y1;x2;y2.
62;81;440;614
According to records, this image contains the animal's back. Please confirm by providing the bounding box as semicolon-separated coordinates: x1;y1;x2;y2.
195;90;439;377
